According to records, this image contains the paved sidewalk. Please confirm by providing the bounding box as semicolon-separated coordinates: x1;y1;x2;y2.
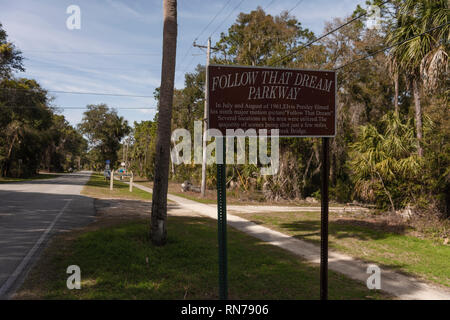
130;181;450;300
224;204;369;213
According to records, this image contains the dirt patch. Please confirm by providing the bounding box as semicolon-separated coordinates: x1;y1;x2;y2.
332;216;409;234
330;210;450;241
94;198;203;221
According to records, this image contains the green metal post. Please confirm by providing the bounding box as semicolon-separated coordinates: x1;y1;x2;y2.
320;137;329;300
216;137;228;300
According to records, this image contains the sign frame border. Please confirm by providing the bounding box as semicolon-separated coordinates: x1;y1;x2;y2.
207;63;337;138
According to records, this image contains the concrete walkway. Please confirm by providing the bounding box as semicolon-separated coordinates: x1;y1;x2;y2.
130;181;450;300
224;204;369;213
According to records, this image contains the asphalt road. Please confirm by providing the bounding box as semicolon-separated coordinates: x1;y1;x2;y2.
0;171;95;299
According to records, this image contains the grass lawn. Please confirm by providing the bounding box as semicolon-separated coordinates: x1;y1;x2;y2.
81;173;152;201
232;211;450;287
15;215;391;300
0;174;60;184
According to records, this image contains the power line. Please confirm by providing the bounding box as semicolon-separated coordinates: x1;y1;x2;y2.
194;0;234;43
287;0;304;14
23;58;160;71
176;0;234;81
0;87;154;98
0;105;157;110
23;64;159;71
22;50;161;56
264;0;277;11
208;0;246;40
269;0;392;66
24;62;160;72
178;1;233;64
334;22;450;71
179;54;199;80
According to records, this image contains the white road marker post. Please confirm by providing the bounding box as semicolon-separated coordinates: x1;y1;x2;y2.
110;169;114;190
129;171;133;192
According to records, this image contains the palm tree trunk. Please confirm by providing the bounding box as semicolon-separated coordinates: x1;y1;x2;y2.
412;78;423;157
394;72;399;115
151;0;177;246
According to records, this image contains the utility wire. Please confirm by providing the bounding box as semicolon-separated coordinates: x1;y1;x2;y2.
287;0;304;14
195;0;234;43
179;54;199;79
22;50;161;56
269;0;392;66
176;0;233;81
208;0;246;40
0;87;154;98
0;105;157;110
24;62;159;72
23;64;159;71
334;22;450;71
264;0;277;11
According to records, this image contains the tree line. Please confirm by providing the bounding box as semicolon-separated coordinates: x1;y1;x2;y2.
0;23;87;177
126;0;449;219
2;0;447;222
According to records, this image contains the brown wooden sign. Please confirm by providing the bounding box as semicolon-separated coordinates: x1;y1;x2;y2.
208;65;336;137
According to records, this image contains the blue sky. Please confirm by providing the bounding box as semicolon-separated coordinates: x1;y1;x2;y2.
0;0;366;126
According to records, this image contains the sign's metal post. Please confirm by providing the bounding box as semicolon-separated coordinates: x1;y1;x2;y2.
216;137;228;300
320;137;330;300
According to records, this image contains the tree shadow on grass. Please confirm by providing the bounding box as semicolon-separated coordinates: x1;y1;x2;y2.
279;218;408;243
276;219;428;281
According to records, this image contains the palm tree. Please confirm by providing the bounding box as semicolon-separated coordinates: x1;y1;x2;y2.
350;112;422;211
387;0;449;157
151;0;177;246
387;56;400;115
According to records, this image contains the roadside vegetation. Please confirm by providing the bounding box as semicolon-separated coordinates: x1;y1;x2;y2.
2;2;448;219
125;1;448;223
0;24;87;178
15;215;390;300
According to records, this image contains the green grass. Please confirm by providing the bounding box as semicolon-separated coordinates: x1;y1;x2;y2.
233;211;450;287
17;216;390;300
81;173;152;201
0;174;60;184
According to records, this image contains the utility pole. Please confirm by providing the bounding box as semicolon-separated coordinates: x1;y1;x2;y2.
125;136;130;171
194;38;218;197
123;140;126;164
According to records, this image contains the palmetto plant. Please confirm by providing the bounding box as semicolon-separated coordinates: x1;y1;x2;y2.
350;112;423;211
